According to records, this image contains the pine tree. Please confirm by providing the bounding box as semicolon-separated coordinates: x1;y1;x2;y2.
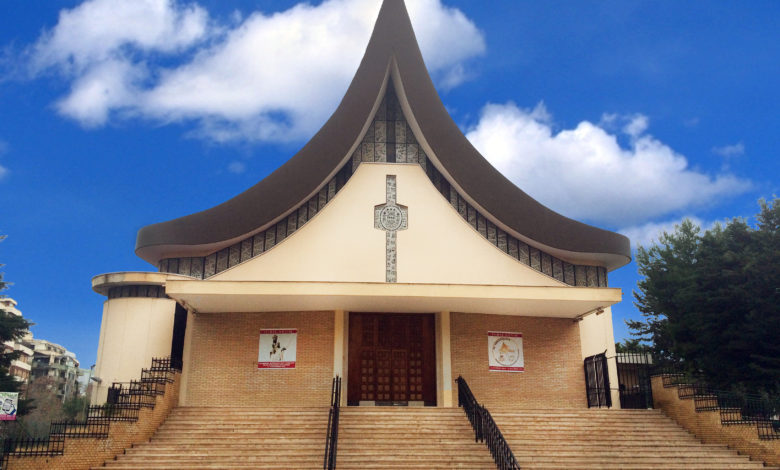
630;199;780;394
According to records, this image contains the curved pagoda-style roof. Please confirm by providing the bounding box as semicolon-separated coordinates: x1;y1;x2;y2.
136;0;630;271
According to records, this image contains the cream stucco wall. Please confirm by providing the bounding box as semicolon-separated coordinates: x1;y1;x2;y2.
213;163;563;288
93;297;177;403
578;306;620;407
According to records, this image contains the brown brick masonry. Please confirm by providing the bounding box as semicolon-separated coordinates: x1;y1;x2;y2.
450;313;587;409
652;375;780;466
184;311;334;407
5;374;180;470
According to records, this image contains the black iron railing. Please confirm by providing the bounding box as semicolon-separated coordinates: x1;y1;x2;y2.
658;372;780;440
49;419;110;439
323;376;341;470
151;356;182;372
106;381;165;408
615;352;654;409
1;436;64;461
1;355;182;468
456;376;520;470
584;353;611;408
87;403;141;422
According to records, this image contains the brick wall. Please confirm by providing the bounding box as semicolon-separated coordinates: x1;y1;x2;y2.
7;374;180;470
184;311;334;407
652;376;780;466
450;313;586;408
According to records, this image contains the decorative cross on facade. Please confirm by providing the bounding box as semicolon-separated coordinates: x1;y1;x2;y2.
374;175;408;282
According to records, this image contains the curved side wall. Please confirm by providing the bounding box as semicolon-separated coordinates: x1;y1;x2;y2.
93;297;177;403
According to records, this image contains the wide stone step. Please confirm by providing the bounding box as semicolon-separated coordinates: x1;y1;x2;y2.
98;406;778;470
519;465;769;470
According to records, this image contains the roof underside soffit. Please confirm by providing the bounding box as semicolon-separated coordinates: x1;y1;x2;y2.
158;76;609;288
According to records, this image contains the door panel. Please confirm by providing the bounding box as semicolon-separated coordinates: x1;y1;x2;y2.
348;313;436;406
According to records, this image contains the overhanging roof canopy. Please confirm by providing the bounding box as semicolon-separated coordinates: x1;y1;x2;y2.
135;0;630;270
165;280;622;319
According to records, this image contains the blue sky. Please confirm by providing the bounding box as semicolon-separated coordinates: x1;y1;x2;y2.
0;0;777;368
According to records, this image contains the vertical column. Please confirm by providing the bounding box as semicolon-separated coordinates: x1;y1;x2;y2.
436;311;454;407
333;310;349;406
178;308;195;406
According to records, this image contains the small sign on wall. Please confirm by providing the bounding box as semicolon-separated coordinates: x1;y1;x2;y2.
0;392;18;420
258;329;297;369
488;331;524;372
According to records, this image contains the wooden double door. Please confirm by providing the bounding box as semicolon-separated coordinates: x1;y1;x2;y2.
348;313;436;406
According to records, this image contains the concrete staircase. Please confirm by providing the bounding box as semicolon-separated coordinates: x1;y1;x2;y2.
491;408;776;469
93;406;778;470
94;406;330;469
336;407;496;469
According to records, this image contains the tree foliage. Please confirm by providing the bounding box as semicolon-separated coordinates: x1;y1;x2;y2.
0;235;34;416
629;198;780;394
19;376;65;438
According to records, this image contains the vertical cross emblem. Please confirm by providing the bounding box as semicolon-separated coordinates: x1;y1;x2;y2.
374;175;408;282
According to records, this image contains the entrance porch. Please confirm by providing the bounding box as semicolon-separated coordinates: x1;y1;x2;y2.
165;279;622;409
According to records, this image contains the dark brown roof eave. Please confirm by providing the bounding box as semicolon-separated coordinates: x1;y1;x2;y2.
136;0;631;270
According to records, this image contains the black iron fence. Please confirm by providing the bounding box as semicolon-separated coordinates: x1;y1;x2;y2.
150;356;182;372
584;353;611;408
106;381;164;408
323;376;341;470
456;376;520;470
1;355;181;468
1;436;64;462
87;403;141;422
658;371;779;440
49;420;110;439
141;367;176;385
616;352;654;409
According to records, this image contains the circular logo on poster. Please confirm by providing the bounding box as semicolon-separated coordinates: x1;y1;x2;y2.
491;337;520;367
379;205;403;231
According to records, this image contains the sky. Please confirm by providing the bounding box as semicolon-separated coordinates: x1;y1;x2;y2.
0;0;777;368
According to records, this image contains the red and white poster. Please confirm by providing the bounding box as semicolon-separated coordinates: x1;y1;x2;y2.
258;329;297;369
0;392;18;420
488;331;524;372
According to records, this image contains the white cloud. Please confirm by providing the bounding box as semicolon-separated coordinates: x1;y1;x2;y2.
712;142;745;158
31;0;209;73
227;161;246;174
466;102;751;227
619;217;707;249
56;59;146;126
29;0;485;141
622;114;648;138
0;140;7;180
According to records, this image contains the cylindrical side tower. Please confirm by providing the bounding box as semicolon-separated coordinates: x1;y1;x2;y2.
91;272;184;404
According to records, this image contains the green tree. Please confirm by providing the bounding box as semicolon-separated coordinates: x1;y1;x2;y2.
629;198;780;394
614;338;650;353
62;394;88;421
0;235;35;438
19;376;64;438
0;236;33;405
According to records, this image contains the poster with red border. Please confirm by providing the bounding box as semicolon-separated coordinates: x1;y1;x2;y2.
0;392;18;420
258;329;297;369
488;331;524;372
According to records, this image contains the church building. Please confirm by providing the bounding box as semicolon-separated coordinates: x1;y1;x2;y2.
91;0;630;411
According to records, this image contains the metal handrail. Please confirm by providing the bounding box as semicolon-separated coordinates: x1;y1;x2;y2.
456;376;520;470
323;376;341;470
